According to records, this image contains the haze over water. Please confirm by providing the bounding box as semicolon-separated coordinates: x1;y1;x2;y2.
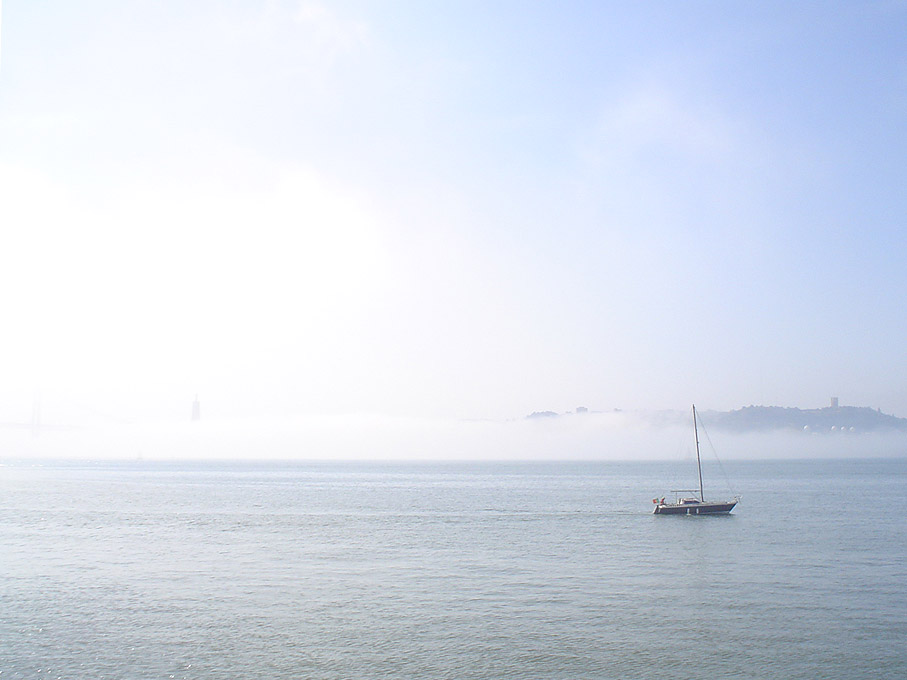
2;4;906;678
3;458;905;679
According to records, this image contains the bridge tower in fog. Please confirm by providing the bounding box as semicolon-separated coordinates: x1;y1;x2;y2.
31;395;42;437
192;395;200;422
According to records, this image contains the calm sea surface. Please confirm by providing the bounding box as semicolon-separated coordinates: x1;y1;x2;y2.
2;458;905;679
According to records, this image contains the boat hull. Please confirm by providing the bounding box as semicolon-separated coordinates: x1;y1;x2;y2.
653;501;737;515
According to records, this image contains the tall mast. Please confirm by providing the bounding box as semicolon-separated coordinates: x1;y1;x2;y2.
693;404;704;501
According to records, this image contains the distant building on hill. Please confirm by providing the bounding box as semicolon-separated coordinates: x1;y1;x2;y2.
705;404;907;433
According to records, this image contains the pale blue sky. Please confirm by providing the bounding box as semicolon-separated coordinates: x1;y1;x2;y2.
1;0;906;427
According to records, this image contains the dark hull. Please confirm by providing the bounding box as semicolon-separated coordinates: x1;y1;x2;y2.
654;501;737;515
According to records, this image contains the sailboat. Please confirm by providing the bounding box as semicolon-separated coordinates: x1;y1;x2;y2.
653;405;739;515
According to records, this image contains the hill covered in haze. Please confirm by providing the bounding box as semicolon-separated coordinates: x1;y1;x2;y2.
528;405;907;433
700;405;907;433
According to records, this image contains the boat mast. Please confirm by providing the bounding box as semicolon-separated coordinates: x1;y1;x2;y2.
693;404;704;501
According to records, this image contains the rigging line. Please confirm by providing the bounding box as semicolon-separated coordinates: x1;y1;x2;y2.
697;412;739;498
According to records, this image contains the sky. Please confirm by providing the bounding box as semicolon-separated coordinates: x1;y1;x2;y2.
1;1;906;456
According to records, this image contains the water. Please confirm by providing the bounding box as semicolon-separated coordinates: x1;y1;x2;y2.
2;458;905;679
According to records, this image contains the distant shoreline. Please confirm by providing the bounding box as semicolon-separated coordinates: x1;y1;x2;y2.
527;404;907;434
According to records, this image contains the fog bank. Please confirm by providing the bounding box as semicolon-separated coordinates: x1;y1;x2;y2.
3;412;905;462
